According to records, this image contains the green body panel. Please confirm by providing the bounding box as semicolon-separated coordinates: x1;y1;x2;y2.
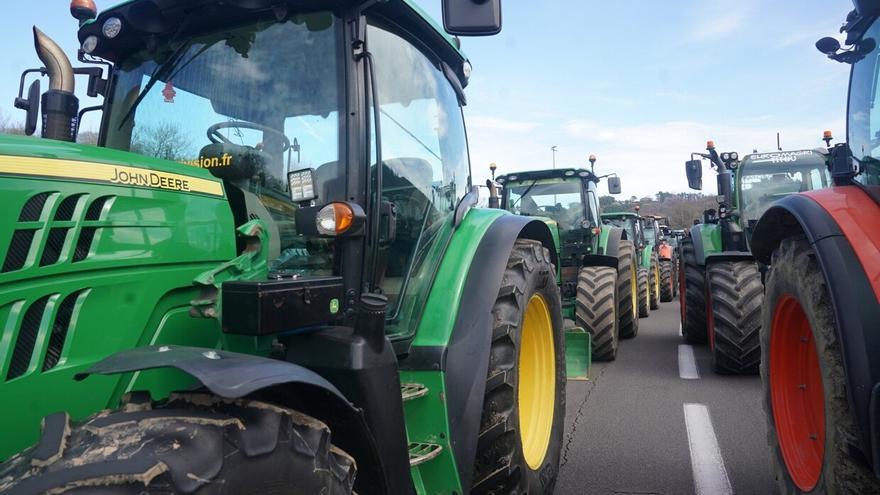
400;371;461;494
640;245;652;268
597;225;612;254
0;138;237;459
697;223;723;259
564;327;591;380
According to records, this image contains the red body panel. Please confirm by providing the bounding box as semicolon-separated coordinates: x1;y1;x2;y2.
802;186;880;302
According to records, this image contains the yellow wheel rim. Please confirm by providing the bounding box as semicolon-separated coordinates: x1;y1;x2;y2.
518;294;556;470
654;266;660;296
630;263;638;316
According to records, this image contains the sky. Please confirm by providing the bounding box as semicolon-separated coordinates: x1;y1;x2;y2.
0;0;854;198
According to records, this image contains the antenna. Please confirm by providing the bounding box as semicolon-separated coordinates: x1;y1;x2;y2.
776;132;782;151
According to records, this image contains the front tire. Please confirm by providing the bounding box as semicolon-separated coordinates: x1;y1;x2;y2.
0;393;357;494
576;266;619;361
473;239;565;494
762;236;880;494
649;252;661;310
706;260;762;374
637;267;650;318
681;238;707;344
660;260;674;302
617;240;639;339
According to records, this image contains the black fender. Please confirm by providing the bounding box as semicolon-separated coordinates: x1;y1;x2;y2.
704;251;754;264
689;224;706;265
77;345;389;493
753;195;880;476
582;254;619;270
399;214;557;493
603;226;625;257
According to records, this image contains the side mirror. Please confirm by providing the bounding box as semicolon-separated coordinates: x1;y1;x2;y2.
685;159;702;190
815;36;841;55
607;176;622;195
442;0;501;36
14;79;41;136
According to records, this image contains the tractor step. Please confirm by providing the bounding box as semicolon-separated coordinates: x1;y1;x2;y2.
401;383;429;401
408;442;443;466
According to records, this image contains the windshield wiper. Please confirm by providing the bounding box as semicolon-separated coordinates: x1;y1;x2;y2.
116;41;217;129
511;179;540;209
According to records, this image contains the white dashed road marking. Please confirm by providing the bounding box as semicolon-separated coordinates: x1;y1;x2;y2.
683;403;733;495
678;345;700;379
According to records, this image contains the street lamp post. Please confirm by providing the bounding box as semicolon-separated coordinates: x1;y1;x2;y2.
551;146;558;169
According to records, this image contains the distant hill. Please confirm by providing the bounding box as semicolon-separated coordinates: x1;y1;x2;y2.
600;191;718;229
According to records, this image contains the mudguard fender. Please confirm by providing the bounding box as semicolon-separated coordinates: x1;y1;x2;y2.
77;346;391;494
400;212;557;493
752;191;880;476
603;226;624;257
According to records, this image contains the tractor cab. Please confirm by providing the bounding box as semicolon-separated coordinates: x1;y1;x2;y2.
497;168;606;278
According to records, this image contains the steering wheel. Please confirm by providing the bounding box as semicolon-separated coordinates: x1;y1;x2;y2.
207;121;290;152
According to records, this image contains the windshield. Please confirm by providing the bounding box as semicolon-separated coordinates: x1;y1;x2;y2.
739;152;830;222
644;222;656;243
104;13;343;274
849;16;880;185
605;216;636;241
506;179;585;230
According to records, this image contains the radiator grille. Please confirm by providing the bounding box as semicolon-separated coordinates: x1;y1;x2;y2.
6;297;49;380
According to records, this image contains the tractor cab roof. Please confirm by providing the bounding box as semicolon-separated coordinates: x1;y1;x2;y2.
496;168;599;185
740;149;826;168
601;212;639;219
81;0;468;75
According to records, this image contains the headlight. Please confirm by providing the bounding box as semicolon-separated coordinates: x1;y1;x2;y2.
721;152;730;161
102;17;123;38
82;35;98;54
730;152;739;160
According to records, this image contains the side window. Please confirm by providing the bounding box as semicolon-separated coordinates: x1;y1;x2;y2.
586;182;600;226
367;23;470;337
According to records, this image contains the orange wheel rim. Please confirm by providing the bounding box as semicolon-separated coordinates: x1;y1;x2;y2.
770;294;825;491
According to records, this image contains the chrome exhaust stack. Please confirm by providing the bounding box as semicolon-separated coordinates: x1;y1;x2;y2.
33;27;79;142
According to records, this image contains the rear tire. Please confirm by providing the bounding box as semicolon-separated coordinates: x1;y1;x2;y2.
762;236;880;494
660;260;674;302
707;260;762;374
0;393;356;494
681;238;707;345
473;239;565;494
649;252;661;310
617;240;639;339
637;268;650;318
576;266;619;361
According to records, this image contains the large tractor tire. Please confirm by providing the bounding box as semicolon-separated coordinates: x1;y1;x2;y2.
473;239;565;494
576;266;619;361
761;236;880;494
617;239;639;339
706;260;762;374
0;392;356;494
649;252;661;310
659;260;674;302
637;268;650;318
680;238;707;345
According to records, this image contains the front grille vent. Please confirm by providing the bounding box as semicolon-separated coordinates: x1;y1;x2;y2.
6;296;49;380
42;291;83;371
73;228;97;263
40;228;70;267
18;193;51;222
54;194;84;221
2;230;36;273
85;196;112;221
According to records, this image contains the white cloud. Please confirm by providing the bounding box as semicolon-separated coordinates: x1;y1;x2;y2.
689;0;754;41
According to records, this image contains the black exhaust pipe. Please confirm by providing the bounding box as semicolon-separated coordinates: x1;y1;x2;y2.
33;27;79;142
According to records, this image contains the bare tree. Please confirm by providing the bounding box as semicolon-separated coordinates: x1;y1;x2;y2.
131;122;192;161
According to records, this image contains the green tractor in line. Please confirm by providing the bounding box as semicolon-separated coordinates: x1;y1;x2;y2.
679;141;830;374
600;211;652;319
494;161;639;362
0;1;578;493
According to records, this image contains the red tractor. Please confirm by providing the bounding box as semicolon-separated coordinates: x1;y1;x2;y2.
751;2;880;491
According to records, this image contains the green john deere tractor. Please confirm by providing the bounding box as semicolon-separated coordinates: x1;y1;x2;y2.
600;211;652;319
495;163;639;361
679;141;830;375
0;1;574;494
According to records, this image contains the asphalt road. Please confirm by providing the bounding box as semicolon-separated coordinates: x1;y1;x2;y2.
557;300;777;495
